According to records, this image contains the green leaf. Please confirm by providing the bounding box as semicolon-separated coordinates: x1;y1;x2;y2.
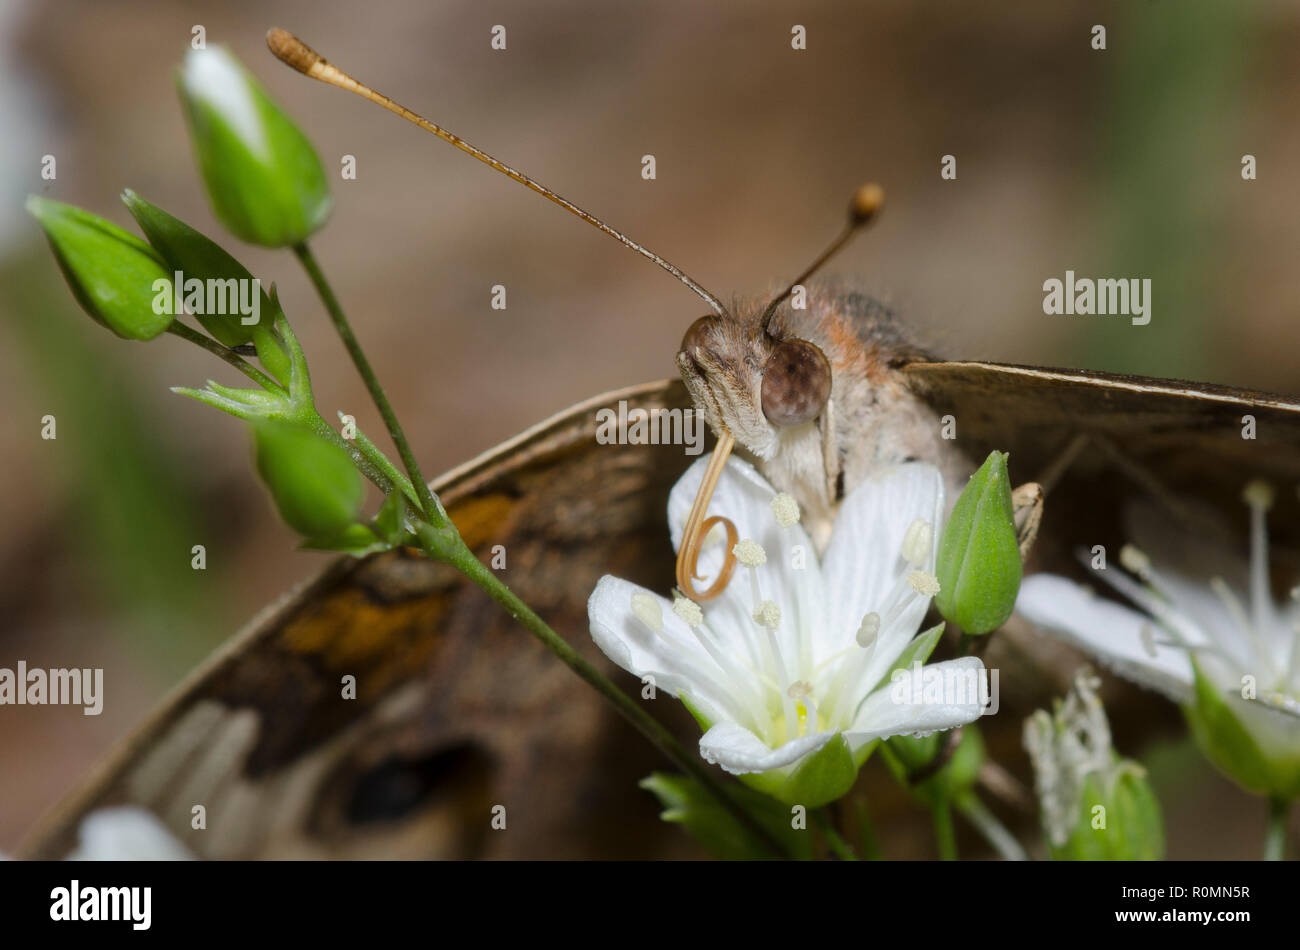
935;450;1022;635
27;196;174;340
640;772;813;860
121;189;276;346
177;46;331;247
253;421;364;538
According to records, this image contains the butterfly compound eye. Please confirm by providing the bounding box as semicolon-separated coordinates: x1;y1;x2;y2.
761;339;832;426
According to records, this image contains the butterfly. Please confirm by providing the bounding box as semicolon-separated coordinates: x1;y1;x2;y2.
20;30;1300;859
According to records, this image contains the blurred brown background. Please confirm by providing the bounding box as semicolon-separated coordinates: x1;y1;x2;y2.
2;0;1298;854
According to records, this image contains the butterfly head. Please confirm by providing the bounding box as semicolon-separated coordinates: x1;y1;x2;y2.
675;309;833;462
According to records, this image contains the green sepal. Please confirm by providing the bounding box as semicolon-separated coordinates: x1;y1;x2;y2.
299;523;388;557
1051;763;1164;861
371;491;412;547
121;189;276;346
935;450;1022;635
874;621;945;693
640;772;814;861
177;46;331;247
27;195;174;341
1183;661;1300;799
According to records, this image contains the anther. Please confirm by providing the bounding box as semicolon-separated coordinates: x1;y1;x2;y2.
771;493;801;527
631;592;664;633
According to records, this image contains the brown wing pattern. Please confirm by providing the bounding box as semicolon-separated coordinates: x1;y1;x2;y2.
24;363;1300;859
22;381;705;860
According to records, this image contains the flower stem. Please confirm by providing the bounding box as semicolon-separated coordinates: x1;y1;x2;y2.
414;522;786;858
854;796;884;860
932;799;958;860
814;809;858;861
1264;796;1290;861
166;322;285;394
346;419;420;506
955;792;1026;861
293;242;439;520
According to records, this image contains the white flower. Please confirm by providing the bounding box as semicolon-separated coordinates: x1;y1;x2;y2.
587;454;986;801
1017;481;1300;798
64;807;194;861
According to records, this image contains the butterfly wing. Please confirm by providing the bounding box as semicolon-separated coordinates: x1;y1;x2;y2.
21;381;706;860
902;359;1300;771
902;360;1300;557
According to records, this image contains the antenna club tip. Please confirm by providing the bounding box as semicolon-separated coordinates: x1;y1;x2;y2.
849;183;885;223
266;28;321;75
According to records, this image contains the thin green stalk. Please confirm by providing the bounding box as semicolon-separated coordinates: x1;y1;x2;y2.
293;241;438;520
347;419;419;506
854;796;884;860
1264;796;1290;861
932;799;958;860
167;322;284;394
956;793;1026;861
304;413;395;495
814;809;858;861
414;521;786;858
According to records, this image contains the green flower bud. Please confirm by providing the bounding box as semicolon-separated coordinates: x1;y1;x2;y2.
253;421;363;539
122;189;277;346
935;450;1022;635
27;196;174;341
1184;661;1300;799
177;46;331;247
1024;669;1164;860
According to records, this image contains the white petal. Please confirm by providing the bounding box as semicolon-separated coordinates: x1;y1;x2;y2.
822;462;945;663
698;720;835;775
845;656;987;745
668;455;826;670
65;807;193;861
1017;574;1195;702
588;575;747;726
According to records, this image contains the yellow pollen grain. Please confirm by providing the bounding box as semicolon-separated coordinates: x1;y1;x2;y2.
672;596;704;628
1243;479;1275;511
733;538;767;568
771;493;801;527
752;600;781;629
908;570;940;597
1119;544;1150;576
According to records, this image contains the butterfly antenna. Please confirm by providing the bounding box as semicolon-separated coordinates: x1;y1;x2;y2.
759;183;884;332
267;28;726;317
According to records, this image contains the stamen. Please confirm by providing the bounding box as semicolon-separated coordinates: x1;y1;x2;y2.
1119;544;1151;579
753;600;782;630
772;492;801;527
857;611;881;649
901;518;933;567
1139;623;1158;659
672;596;704;629
733;539;767;568
1209;576;1272;673
1243;479;1273;653
908;570;941;597
631;592;664;633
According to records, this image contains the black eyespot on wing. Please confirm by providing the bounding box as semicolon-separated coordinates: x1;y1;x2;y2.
761;339;832;426
346;742;494;825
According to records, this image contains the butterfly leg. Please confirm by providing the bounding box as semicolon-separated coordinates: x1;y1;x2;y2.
1011;481;1044;560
